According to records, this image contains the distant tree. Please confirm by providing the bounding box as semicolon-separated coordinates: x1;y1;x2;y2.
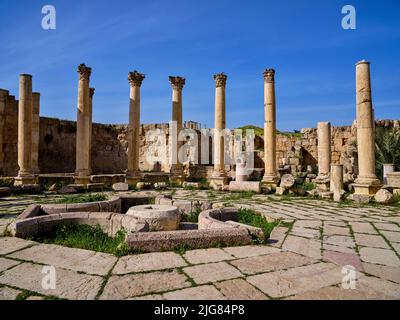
375;127;400;178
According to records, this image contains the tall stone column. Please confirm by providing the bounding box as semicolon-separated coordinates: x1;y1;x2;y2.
126;71;145;186
210;73;228;188
0;89;8;175
315;121;331;191
169;76;186;185
353;60;382;197
74;64;92;185
88;88;95;173
15;74;34;185
31;92;40;174
262;69;279;186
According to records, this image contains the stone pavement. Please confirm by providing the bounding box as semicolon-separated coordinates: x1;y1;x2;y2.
0;192;399;300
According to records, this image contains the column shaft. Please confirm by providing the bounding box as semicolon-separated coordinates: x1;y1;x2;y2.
317;122;331;177
213;73;227;174
88;88;95;173
31;92;40;174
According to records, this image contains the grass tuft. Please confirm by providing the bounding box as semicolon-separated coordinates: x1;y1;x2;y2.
53;193;107;204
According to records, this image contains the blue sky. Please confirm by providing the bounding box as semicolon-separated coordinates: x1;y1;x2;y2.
0;0;399;131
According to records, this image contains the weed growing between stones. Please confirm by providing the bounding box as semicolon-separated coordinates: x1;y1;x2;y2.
30;223;130;257
53;193;108;204
223;191;255;201
237;208;279;243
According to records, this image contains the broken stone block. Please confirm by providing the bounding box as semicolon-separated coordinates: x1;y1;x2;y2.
280;174;295;189
374;189;394;204
112;182;129;191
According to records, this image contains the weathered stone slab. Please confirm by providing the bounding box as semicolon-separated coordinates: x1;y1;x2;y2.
290;227;320;239
323;235;355;248
354;233;390;249
222;245;280;259
322;243;356;254
183;248;234;264
380;230;400;243
282;235;322;259
349;222;377;235
267;227;287;247
100;270;190;299
183;262;243;284
323;225;350;236
112;182;129;191
9;244;117;276
113;252;187;274
322;250;363;271
214;279;267;300
230;251;315;275
0;286;21;300
374;223;400;232
294;220;321;229
247;262;343;298
362;262;400;284
229;181;261;193
359;247;400;267
357;274;400;299
0;237;35;255
0;257;20;272
163;285;225;300
129;294;164;300
0;263;103;300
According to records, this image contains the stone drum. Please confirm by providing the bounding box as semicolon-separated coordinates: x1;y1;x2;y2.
126;205;180;231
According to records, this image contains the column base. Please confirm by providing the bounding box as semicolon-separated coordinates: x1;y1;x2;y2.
209;171;228;190
261;174;279;188
315;174;330;191
14;174;35;186
74;175;90;186
125;171;141;187
352;183;382;196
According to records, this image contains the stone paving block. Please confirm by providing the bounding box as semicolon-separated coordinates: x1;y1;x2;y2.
324;220;347;227
163;285;225;300
129;294;164;300
362;263;400;284
0;257;20;272
214;279;267;300
323;225;350;236
293;220;321;229
100;270;191;299
183;262;243;284
322;243;356;254
0;263;103;300
247;262;343;298
374;223;400;232
0;237;35;255
323;235;355;248
282;235;322;259
349;222;377;235
267;227;287;247
222;245;280;259
290;227;320;239
113;252;187;274
354;233;390;249
380;230;400;243
356;274;400;299
322;250;363;271
230;251;315;275
0;286;21;300
9;244;117;276
359;247;400;267
392;243;400;255
25;295;46;300
183;248;234;264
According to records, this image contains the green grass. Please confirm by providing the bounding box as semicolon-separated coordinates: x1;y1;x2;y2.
53;193;107;204
236;125;264;137
183;210;201;223
237;208;280;243
30;224;130;257
0;177;14;187
223;191;255;201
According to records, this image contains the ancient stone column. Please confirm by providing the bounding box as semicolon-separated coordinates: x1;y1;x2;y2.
315;122;331;190
262;69;279;186
330;164;344;201
88;88;95;173
0;89;8;175
31;92;40;174
210;73;228;188
74;64;92;185
126;71;145;186
168;76;186;185
15;74;34;185
353;60;381;196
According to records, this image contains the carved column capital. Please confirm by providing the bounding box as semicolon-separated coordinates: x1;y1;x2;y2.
89;88;95;98
77;64;92;81
128;71;145;87
169;76;186;91
213;73;227;87
263;69;275;83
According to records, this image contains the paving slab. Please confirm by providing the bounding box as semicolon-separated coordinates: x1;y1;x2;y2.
9;244;117;276
374;223;400;232
322;250;363;271
100;270;191;299
214;279;267;300
230;251;315;275
183;262;243;284
349;222;377;235
294;220;322;229
0;263;103;300
322;243;356;254
356;274;400;299
267;227;287;247
0;257;20;272
290;227;320;239
354;233;390;249
362;263;400;284
323;235;355;248
222;245;280;259
129;294;164;300
0;237;35;255
163;285;225;300
113;252;187;274
183;248;234;264
247;262;343;298
380;230;400;243
323;225;350;236
359;247;400;267
282;235;322;259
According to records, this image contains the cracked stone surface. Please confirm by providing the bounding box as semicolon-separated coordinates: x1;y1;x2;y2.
0;191;399;300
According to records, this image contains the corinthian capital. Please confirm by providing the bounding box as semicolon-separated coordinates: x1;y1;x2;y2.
77;64;92;81
263;69;275;83
169;76;186;91
128;71;145;87
213;73;227;87
89;87;95;98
